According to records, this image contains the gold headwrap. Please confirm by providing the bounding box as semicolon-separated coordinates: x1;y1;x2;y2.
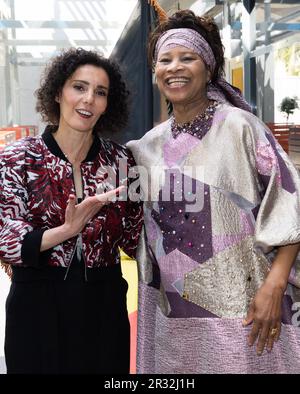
148;0;168;22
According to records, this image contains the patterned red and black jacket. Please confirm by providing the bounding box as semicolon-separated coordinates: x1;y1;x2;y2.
0;127;143;271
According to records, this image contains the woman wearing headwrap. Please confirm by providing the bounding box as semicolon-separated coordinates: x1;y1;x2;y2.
128;10;300;373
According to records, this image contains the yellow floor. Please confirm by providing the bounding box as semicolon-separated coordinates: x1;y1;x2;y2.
120;250;138;373
120;250;138;315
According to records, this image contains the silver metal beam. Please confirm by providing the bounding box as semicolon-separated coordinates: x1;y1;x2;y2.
9;0;20;124
222;1;232;59
242;0;257;113
4;39;113;46
257;0;274;123
270;8;300;24
232;21;300;32
271;23;300;31
0;19;121;29
250;43;272;58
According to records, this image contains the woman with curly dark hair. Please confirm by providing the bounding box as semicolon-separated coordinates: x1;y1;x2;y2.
128;9;300;373
0;48;143;374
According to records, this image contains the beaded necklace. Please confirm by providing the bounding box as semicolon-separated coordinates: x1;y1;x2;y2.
171;100;218;140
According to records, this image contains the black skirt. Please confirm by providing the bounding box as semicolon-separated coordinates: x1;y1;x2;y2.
4;257;130;374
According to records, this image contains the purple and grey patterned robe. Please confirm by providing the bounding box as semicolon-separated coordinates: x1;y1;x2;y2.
127;102;300;374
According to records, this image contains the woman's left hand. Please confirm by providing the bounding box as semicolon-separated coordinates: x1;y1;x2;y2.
242;243;299;355
242;281;284;355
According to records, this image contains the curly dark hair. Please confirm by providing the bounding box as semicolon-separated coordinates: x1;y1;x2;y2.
35;48;129;133
148;9;224;82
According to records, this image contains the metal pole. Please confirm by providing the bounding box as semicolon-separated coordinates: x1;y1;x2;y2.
242;0;257;113
9;0;20;124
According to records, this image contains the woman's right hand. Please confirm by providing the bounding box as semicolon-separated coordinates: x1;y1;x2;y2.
40;186;125;251
63;186;125;238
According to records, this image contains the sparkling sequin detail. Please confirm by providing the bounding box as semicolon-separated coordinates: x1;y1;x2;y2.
256;140;283;186
171;101;218;140
256;141;279;174
183;237;270;317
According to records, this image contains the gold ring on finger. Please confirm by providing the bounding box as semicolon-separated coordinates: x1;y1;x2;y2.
270;328;278;337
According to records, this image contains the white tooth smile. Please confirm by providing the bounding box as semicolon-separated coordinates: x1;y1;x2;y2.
167;78;189;86
77;109;93;116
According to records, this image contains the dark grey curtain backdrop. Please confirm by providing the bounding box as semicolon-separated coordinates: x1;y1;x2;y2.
109;0;158;144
